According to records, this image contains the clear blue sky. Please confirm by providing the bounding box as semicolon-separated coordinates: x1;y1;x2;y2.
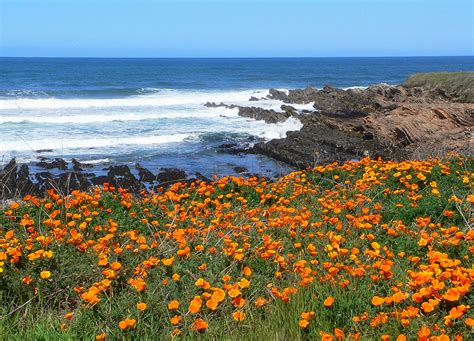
1;0;472;57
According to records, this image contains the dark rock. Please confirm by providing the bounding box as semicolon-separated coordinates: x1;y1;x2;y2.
135;164;156;182
218;143;238;149
72;158;83;171
195;172;211;183
249;96;259;101
35;149;53;153
204;102;237;109
88;165;145;193
55;172;91;194
281;105;298;116
287;86;318;104
238;106;291;124
1;159;17;174
34;172;55;196
233;166;248;174
36;158;68;170
108;165;144;192
16;164;36;196
216;143;250;155
309;85;382;116
267;89;288;101
71;158;93;171
252;120;385;168
157;168;187;184
0;159;18;198
90;176;110;186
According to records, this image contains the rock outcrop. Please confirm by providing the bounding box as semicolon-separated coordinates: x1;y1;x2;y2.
253;75;473;167
0;159;194;200
237;106;291;124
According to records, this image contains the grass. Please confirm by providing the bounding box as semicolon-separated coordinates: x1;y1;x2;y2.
0;155;472;340
404;72;474;103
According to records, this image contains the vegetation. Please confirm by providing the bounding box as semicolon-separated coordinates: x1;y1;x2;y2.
0;156;472;340
404;72;474;103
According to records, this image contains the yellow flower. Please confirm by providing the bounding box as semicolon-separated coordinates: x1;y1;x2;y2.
40;270;51;279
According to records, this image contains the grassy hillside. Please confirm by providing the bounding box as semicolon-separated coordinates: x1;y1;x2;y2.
404;72;474;103
0;156;472;340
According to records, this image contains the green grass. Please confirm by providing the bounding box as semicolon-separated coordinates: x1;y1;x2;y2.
404;72;474;102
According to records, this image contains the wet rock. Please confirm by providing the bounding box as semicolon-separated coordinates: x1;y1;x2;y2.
238;106;291;124
195;172;211;183
0;159;18;198
252;121;387;169
72;158;83;171
56;172;91;194
71;158;92;171
218;143;238;149
135;164;156;182
34;172;55;196
204;102;237;109
90;176;110;188
157;168;187;184
233;166;248;174
287;86;319;104
216;143;251;155
36;158;68;170
35;149;53;153
267;89;288;101
16;164;36;196
108;165;144;193
281;105;299;116
249;96;259;101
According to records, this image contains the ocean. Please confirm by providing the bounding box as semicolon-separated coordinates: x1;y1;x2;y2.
1;56;473;177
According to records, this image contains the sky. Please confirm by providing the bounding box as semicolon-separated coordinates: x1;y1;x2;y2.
0;0;473;58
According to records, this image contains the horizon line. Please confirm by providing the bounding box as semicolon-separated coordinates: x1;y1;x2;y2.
1;55;473;59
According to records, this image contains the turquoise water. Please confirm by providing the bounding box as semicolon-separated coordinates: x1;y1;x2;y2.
0;57;472;176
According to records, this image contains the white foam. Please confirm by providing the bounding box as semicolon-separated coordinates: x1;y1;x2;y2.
342;86;367;90
246;117;303;141
0;133;192;152
0;89;268;110
0;107;240;125
290;102;315;111
80;158;111;164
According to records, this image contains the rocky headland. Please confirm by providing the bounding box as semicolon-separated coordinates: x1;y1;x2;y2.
1;72;472;200
251;72;473;167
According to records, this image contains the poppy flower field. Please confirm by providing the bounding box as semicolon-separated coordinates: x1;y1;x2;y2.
0;156;472;340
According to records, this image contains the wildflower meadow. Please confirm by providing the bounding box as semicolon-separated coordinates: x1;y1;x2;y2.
0;156;472;340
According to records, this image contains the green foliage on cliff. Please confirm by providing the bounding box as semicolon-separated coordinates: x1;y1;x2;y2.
404;72;474;103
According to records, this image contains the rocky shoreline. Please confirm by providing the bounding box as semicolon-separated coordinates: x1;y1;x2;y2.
250;73;473;167
1;72;472;200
